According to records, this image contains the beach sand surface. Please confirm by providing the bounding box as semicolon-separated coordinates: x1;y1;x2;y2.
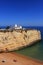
0;52;43;65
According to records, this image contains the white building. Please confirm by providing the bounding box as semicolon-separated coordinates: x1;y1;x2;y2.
14;24;22;29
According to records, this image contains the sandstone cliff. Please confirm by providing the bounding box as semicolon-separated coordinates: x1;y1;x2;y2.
0;29;41;52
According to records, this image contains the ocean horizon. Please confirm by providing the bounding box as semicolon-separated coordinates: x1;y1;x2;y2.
0;26;43;39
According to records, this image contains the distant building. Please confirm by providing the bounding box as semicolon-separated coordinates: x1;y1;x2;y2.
14;24;22;29
15;24;17;28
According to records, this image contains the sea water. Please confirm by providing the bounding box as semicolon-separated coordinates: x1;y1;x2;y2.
15;26;43;61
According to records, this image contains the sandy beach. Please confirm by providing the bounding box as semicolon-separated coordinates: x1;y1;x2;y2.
0;52;43;65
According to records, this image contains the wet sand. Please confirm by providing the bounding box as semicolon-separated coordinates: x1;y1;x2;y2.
0;52;43;65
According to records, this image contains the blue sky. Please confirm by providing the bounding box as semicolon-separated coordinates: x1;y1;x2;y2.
0;0;43;26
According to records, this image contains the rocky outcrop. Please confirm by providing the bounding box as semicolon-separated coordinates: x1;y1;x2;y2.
0;29;41;52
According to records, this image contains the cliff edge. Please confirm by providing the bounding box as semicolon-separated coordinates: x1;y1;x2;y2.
0;29;41;52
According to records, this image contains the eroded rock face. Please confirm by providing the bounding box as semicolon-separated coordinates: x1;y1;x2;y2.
0;29;41;52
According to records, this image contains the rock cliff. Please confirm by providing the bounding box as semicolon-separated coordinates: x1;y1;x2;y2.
0;29;41;52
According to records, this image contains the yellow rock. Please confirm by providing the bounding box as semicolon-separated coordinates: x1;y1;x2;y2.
0;29;41;52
